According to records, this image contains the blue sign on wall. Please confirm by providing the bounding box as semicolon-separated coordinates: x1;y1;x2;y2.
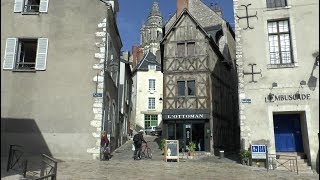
251;145;267;159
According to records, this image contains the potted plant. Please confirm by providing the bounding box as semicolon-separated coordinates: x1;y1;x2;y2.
239;149;251;165
187;141;196;156
160;138;166;155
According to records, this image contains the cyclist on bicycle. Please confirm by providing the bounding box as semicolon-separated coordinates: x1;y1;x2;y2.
133;129;146;160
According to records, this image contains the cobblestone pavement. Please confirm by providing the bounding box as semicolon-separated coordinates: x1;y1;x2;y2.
1;135;319;180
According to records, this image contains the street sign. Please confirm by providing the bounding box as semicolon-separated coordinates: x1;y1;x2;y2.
241;98;251;104
251;145;267;159
93;93;102;97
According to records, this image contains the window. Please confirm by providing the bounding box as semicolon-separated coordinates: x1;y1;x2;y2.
148;65;156;70
144;114;158;127
148;97;155;109
177;42;196;57
3;38;48;71
187;80;195;96
177;81;185;96
177;80;196;96
14;0;49;13
177;43;185;57
266;0;287;8
187;42;195;56
268;20;292;64
149;79;156;91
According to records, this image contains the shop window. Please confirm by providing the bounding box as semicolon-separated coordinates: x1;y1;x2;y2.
144;114;158;127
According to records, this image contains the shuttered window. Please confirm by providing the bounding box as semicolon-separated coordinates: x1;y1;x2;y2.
3;38;48;71
14;0;49;13
3;38;17;70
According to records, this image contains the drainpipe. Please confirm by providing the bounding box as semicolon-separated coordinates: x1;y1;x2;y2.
103;5;110;141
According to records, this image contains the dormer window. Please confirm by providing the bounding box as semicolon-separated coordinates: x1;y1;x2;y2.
148;65;156;70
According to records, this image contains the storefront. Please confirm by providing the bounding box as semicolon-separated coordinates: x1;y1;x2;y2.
162;109;211;152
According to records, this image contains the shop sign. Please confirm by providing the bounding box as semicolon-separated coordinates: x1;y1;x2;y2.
164;114;207;119
265;93;310;103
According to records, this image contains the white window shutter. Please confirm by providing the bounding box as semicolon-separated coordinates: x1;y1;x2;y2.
35;38;48;70
39;0;49;12
14;0;23;12
3;38;17;70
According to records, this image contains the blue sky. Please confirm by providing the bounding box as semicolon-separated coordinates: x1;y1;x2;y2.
117;0;234;52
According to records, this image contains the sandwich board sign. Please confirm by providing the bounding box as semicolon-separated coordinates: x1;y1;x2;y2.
251;145;267;159
164;140;179;162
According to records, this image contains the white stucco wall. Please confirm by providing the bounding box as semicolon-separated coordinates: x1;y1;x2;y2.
234;0;319;169
134;70;163;129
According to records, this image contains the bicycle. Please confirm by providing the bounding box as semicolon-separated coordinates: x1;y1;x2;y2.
137;141;152;159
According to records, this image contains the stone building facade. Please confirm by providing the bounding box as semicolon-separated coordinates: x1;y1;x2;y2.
1;0;123;160
161;0;238;154
233;0;319;170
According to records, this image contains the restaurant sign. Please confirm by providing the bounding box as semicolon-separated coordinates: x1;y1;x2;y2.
265;93;310;103
163;114;208;120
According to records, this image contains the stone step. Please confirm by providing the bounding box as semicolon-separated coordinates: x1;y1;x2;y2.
276;152;307;159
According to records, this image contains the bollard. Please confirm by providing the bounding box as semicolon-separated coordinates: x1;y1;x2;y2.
219;150;224;159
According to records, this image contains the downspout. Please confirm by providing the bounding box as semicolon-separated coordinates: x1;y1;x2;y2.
103;6;110;141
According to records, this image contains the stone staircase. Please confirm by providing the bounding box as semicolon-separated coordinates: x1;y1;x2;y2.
272;152;314;174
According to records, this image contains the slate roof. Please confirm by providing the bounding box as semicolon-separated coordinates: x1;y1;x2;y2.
204;24;223;43
133;51;161;73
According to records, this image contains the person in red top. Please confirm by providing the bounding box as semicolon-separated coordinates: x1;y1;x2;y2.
101;131;110;160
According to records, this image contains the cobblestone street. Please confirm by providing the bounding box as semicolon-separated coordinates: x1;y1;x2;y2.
55;135;318;180
1;135;319;180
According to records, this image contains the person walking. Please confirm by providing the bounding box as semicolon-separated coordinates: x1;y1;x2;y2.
133;130;146;160
101;131;110;160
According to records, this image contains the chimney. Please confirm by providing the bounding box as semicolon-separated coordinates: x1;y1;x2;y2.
215;4;222;17
176;0;188;18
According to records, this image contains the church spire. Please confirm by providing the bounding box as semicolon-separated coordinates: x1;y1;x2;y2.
149;1;161;17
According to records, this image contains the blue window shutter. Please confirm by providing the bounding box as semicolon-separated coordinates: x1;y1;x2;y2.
35;38;48;70
14;0;23;12
3;38;17;70
39;0;49;12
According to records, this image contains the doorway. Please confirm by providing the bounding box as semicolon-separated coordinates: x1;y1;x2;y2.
167;122;205;152
273;114;304;152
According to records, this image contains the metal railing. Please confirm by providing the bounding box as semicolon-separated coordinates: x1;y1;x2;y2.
35;154;58;180
6;145;28;177
6;145;58;179
267;153;298;174
24;4;40;12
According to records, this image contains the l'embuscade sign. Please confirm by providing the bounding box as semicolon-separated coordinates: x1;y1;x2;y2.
163;114;207;119
265;93;311;103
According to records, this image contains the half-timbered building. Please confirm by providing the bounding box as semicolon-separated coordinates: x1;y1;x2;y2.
161;0;238;154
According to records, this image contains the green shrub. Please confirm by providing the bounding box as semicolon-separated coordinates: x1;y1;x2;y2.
160;138;166;150
239;149;251;165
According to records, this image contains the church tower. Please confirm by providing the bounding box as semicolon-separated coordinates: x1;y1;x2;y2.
140;1;163;55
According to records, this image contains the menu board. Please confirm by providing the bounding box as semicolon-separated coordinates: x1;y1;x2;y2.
164;140;179;162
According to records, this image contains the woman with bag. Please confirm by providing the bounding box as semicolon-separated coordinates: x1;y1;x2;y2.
101;131;110;160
